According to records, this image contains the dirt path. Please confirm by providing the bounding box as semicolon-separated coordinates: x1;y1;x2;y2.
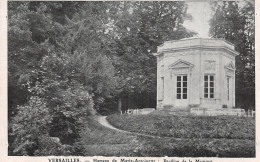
96;116;159;138
96;116;127;133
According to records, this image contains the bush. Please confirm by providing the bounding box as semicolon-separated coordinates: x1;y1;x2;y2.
49;114;79;145
11;96;51;155
34;136;75;156
10;80;95;155
46;82;95;145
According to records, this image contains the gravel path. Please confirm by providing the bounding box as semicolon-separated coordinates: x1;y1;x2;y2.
96;116;127;133
96;116;159;138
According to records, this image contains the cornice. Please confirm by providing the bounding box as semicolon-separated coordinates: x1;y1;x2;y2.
158;37;235;50
155;45;239;58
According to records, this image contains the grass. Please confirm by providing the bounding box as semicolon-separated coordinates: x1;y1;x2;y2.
135;136;255;157
107;114;255;139
75;116;140;156
76;115;255;157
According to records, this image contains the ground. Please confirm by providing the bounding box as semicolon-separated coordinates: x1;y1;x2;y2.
76;114;255;157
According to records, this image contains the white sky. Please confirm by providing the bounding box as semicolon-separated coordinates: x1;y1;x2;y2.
183;2;212;38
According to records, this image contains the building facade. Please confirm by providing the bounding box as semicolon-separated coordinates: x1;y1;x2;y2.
154;38;239;110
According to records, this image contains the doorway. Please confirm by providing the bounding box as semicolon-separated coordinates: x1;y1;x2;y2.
175;75;188;107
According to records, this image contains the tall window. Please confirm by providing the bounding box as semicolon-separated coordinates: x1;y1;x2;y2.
177;75;187;99
227;77;230;101
204;75;214;98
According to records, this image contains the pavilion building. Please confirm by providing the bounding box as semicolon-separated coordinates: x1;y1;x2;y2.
154;38;239;110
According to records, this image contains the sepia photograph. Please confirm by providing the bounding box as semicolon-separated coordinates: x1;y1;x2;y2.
5;0;256;159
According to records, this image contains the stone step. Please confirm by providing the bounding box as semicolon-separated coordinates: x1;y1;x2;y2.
157;109;191;116
161;108;190;112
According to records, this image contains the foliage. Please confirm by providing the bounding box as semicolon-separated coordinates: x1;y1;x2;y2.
8;1;95;155
42;79;95;144
107;114;255;139
8;1;195;156
209;1;255;109
96;1;196;112
63;3;120;108
8;2;47;117
34;136;75;156
113;2;196;94
7;1;256;156
11;96;51;155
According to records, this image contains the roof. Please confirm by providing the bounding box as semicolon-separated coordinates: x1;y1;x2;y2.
155;37;239;57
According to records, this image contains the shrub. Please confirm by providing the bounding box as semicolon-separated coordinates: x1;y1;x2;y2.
11;96;51;155
11;80;95;155
34;136;75;156
47;83;95;145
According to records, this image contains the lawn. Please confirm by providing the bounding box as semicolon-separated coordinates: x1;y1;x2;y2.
75;116;140;156
107;114;255;139
76;115;255;157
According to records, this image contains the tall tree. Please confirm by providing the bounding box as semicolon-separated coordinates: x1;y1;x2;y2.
8;1;93;155
8;1;196;155
105;1;195;111
63;2;121;109
209;1;255;109
8;1;81;117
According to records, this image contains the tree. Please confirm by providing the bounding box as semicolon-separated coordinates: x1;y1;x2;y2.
8;1;196;155
103;1;196;111
8;1;94;155
209;1;255;109
8;1;125;155
8;1;81;116
63;2;121;109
